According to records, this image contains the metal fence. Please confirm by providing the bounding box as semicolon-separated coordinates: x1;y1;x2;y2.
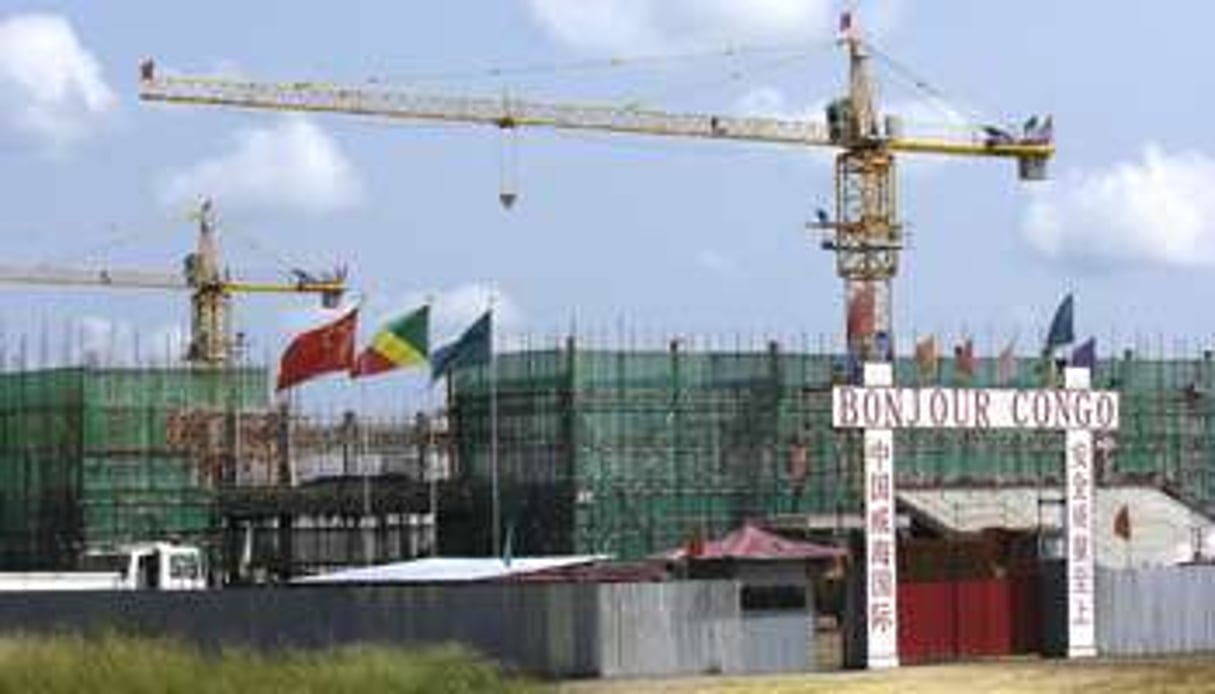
451;345;1215;561
0;580;802;677
741;610;812;673
1097;565;1215;656
597;581;743;676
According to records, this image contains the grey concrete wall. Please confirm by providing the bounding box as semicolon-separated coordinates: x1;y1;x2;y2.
0;580;781;678
1097;566;1215;656
0;584;600;675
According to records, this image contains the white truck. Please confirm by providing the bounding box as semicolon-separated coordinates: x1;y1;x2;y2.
0;542;206;591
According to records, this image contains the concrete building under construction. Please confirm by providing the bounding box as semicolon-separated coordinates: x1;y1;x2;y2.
0;363;446;577
0;337;1212;576
442;340;1215;561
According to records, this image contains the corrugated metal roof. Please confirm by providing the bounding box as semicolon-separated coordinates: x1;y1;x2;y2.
293;555;609;584
660;523;845;561
898;485;1215;567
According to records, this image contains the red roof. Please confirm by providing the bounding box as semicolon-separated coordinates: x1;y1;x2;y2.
662;523;846;561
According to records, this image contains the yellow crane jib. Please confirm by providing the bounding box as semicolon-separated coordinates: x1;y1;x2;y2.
136;57;1052;179
136;16;1052;368
0;201;347;367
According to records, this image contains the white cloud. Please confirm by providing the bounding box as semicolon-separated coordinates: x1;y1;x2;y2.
731;87;971;177
75;316;134;367
391;283;522;347
0;13;116;147
1022;145;1215;269
733;86;969;129
158;116;362;215
527;0;841;55
70;317;188;367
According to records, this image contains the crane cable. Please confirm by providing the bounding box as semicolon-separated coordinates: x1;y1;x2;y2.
478;40;832;207
865;40;993;132
368;38;837;87
30;215;188;269
220;219;345;287
615;45;830;114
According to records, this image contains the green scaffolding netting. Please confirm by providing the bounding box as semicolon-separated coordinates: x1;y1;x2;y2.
0;367;268;568
451;348;1215;560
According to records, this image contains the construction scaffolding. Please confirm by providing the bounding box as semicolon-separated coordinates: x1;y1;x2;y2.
0;365;267;569
446;340;1215;560
1;337;1209;573
0;359;447;575
215;410;449;580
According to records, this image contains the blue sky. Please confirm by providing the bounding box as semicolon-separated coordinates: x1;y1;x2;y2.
0;1;1213;405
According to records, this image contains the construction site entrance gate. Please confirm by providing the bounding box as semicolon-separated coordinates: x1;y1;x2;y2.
833;363;1120;668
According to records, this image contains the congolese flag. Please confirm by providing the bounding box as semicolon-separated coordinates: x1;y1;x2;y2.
351;305;429;378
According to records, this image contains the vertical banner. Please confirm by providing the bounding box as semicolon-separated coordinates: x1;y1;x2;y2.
831;366;1117;665
1065;367;1097;658
863;363;899;669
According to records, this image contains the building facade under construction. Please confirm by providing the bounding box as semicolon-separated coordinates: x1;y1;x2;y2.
0;366;266;568
444;341;1215;560
0;364;445;575
0;338;1211;572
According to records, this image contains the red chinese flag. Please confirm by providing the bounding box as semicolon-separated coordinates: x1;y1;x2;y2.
276;309;358;392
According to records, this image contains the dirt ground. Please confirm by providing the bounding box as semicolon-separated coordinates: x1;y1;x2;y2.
560;656;1215;694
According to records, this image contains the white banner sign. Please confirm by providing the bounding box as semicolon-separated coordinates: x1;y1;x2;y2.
861;364;899;669
838;367;1112;667
833;386;1119;431
865;429;899;668
1066;428;1097;657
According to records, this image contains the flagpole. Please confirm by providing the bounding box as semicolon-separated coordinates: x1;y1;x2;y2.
489;294;500;558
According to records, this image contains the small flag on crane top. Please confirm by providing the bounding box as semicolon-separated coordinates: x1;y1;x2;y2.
1044;293;1075;354
1071;337;1097;371
431;310;492;382
997;339;1019;386
915;335;938;381
276;308;358;392
955;338;977;381
846;284;876;342
351;305;429;378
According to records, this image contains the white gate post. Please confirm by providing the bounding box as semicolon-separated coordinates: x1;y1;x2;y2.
863;363;899;669
1064;366;1097;658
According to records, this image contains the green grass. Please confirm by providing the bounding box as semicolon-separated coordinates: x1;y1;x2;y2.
561;657;1215;694
0;634;549;694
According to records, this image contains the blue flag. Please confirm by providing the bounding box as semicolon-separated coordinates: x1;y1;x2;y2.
1071;337;1096;370
1044;293;1075;353
431;310;492;381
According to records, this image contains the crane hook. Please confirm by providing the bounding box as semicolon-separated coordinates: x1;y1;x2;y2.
498;125;519;211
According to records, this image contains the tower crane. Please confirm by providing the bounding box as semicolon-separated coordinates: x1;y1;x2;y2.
0;200;347;367
137;13;1053;366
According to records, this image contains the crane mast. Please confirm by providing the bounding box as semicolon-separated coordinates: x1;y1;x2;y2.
832;22;900;363
137;13;1052;371
185;199;231;365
